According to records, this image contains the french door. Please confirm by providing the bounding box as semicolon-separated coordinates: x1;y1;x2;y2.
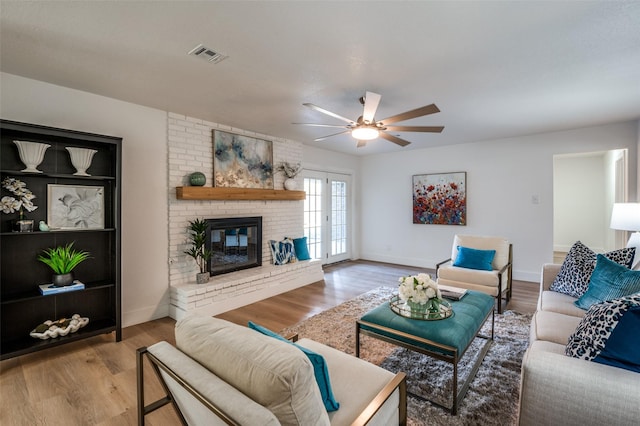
303;171;351;264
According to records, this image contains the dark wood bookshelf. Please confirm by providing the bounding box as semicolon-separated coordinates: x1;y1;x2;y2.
0;119;122;360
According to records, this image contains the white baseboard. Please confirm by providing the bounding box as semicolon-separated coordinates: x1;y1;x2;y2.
123;304;170;328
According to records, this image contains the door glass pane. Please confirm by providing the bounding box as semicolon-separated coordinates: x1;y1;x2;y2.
331;180;347;256
304;177;323;259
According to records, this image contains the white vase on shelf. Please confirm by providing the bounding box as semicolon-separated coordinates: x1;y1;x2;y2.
284;178;297;190
13;140;50;173
66;147;98;176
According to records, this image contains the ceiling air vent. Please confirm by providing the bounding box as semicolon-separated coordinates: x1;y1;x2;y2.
188;43;228;64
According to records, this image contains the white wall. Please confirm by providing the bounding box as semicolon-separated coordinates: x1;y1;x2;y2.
603;149;628;251
358;122;638;282
637;120;640;201
1;73;169;327
553;150;627;253
553;153;606;252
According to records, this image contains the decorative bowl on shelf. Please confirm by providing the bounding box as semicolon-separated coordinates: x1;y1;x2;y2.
29;314;89;340
13;140;50;173
66;147;98;176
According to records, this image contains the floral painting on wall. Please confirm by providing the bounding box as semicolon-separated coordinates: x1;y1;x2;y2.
213;130;273;189
412;172;466;225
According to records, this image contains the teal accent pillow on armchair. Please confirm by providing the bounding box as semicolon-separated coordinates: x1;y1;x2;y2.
453;246;496;271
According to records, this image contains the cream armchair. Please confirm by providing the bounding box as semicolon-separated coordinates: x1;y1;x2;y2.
137;315;407;426
436;235;513;313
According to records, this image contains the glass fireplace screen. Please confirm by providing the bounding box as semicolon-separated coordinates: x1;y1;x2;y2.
206;216;262;276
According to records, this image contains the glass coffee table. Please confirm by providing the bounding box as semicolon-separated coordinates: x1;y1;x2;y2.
356;290;494;415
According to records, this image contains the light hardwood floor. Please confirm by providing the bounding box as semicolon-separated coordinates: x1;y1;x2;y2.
0;260;538;425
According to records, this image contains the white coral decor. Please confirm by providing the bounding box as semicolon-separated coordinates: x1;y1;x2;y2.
398;273;442;305
29;314;89;340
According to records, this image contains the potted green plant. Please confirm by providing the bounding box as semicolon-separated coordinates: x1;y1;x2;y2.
37;242;91;287
184;218;212;284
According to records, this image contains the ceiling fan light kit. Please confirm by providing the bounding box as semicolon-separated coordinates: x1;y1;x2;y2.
351;126;379;140
297;91;444;148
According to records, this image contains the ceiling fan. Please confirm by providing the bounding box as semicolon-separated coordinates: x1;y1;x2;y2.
294;91;444;148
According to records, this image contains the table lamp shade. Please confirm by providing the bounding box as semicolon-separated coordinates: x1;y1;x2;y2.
611;203;640;269
610;203;640;231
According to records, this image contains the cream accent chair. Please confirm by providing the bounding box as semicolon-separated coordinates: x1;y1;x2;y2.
137;315;407;426
436;235;513;313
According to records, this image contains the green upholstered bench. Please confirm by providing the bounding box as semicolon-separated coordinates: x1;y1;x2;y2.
356;290;494;414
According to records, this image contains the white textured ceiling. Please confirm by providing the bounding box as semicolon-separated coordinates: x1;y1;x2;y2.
1;1;639;156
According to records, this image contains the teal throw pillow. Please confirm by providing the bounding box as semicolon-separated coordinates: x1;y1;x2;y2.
453;246;496;271
293;236;311;261
247;321;340;412
575;254;640;310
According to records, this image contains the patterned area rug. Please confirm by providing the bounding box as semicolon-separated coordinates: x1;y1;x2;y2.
280;287;532;426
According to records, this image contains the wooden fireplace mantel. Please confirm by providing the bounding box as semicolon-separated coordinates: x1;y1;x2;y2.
176;186;306;201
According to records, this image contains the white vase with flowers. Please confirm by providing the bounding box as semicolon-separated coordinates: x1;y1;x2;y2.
1;177;38;232
275;162;302;190
398;273;451;319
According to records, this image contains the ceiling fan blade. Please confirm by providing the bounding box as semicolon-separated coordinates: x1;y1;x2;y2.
384;125;444;133
379;104;440;125
314;130;351;142
379;132;411;147
293;123;351;128
303;103;355;124
362;91;382;123
356;140;367;148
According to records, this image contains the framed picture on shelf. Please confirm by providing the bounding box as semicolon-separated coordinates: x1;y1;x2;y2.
47;184;105;229
212;130;273;189
412;172;466;225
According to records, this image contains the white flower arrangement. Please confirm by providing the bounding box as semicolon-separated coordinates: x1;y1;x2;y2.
275;162;302;178
398;273;442;305
1;177;38;215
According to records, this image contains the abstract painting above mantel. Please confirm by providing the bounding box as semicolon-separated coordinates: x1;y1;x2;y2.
413;172;466;225
213;130;273;189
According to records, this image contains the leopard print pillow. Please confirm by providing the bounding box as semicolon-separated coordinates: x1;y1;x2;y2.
550;241;635;298
566;293;640;362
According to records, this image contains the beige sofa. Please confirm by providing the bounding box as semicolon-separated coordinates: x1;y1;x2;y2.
518;263;640;426
137;315;406;426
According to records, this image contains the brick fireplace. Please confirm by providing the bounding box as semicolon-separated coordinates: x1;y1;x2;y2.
167;112;323;320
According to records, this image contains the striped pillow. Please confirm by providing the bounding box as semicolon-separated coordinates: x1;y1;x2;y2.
575;254;640;310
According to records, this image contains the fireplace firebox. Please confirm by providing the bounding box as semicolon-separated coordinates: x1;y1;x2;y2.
205;217;262;276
